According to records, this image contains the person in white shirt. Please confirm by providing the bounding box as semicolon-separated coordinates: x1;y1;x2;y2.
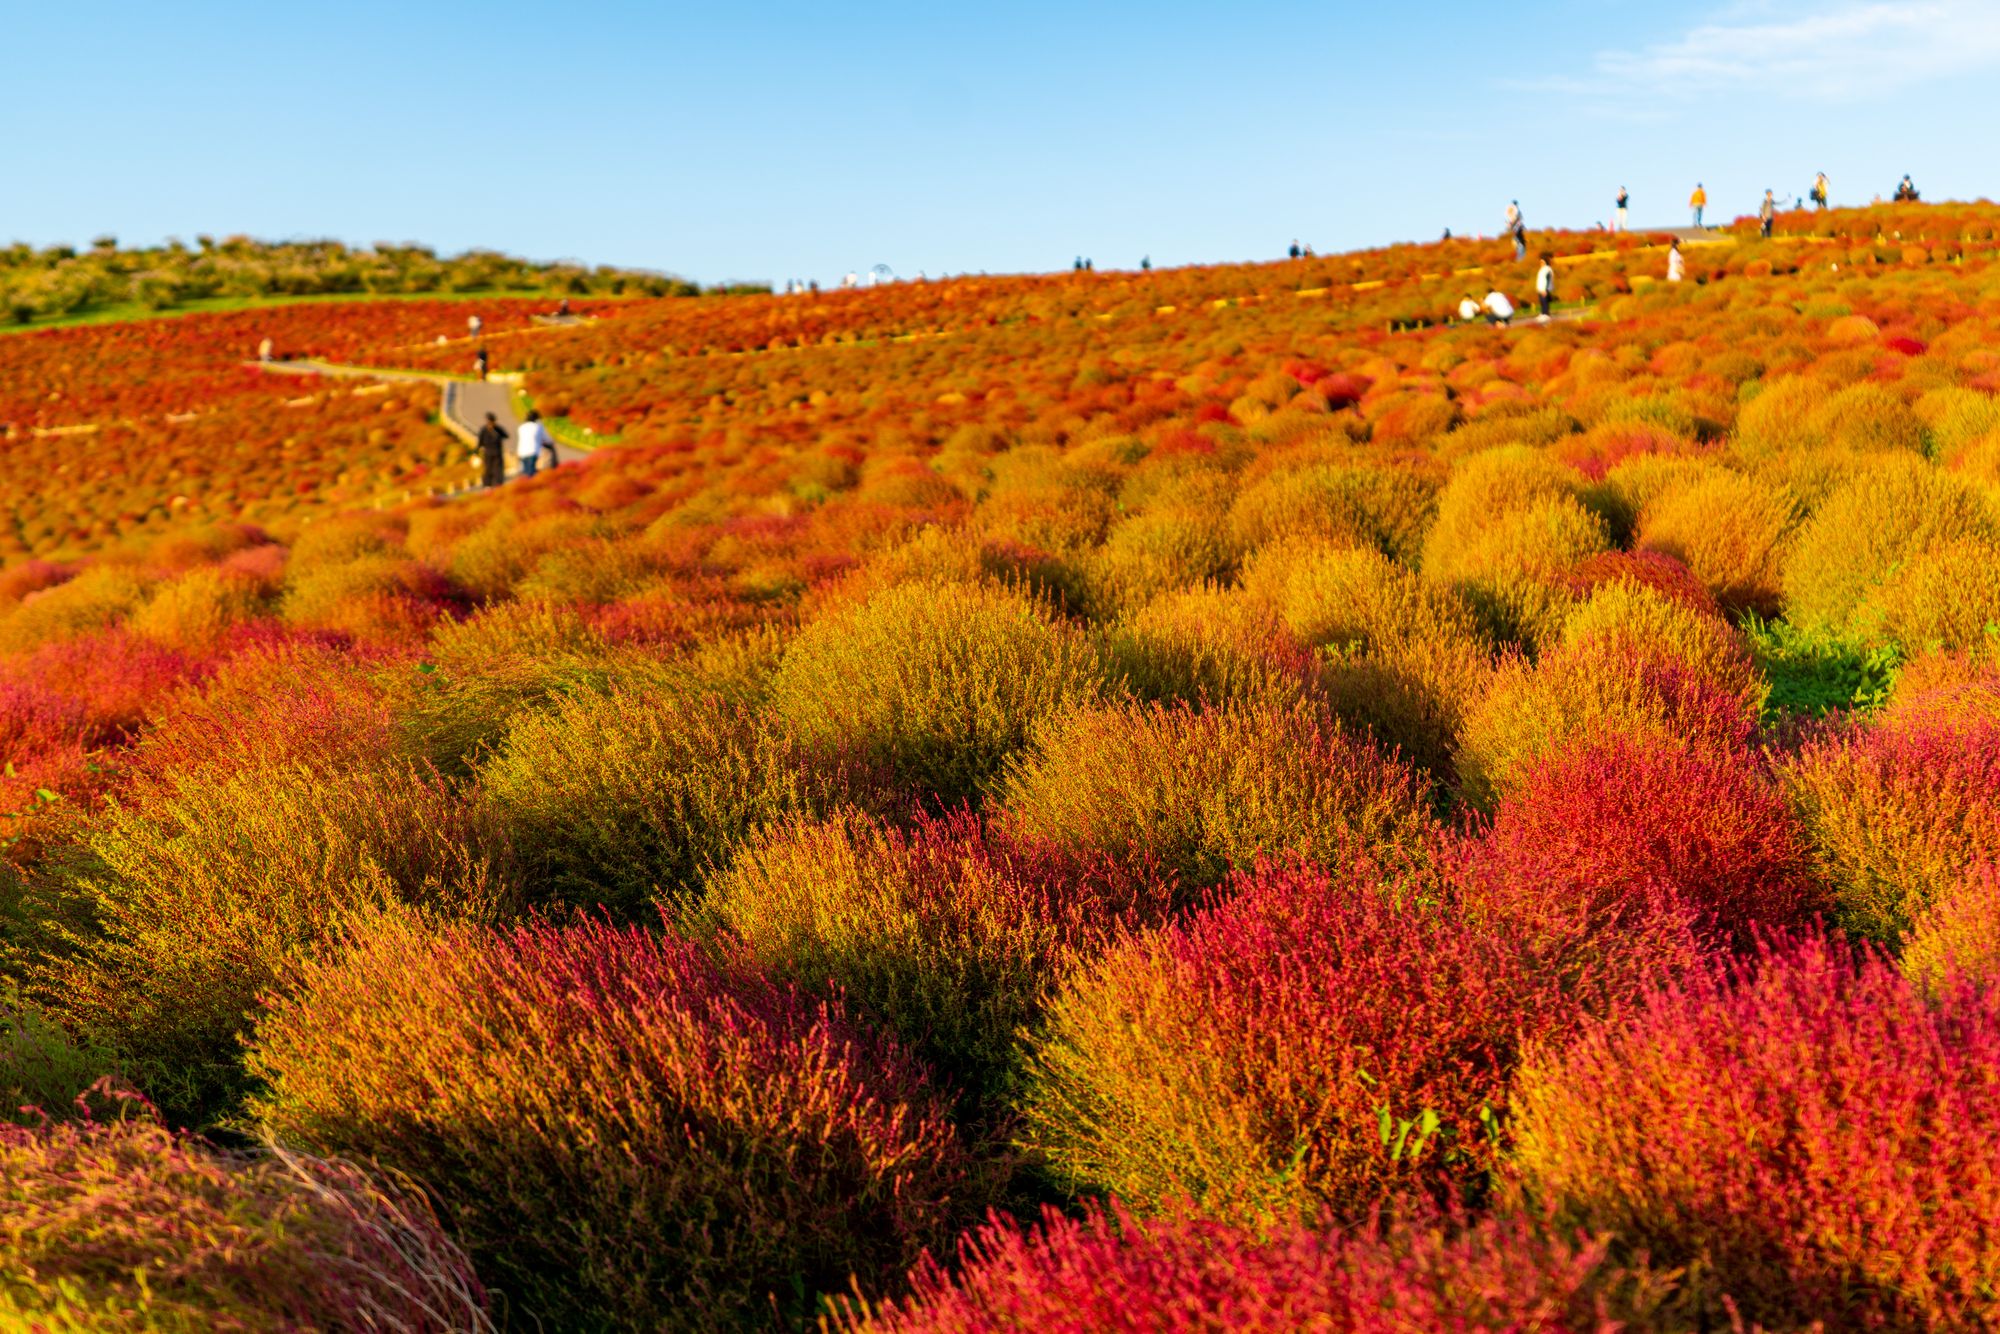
1457;294;1481;322
468;314;482;338
515;409;552;479
1535;254;1556;320
1667;242;1685;283
1483;290;1515;326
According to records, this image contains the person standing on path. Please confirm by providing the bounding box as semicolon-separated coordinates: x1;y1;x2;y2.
475;412;508;489
1535;253;1556;320
515;410;551;480
468;314;482;339
1615;186;1629;232
1759;190;1778;239
474;347;490;381
1667;240;1686;283
1689;183;1707;228
257;336;273;363
1812;171;1830;210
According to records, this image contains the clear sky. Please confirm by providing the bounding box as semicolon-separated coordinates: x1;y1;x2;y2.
6;1;1996;284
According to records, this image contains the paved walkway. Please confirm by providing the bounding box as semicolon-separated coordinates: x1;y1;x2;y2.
255;360;593;496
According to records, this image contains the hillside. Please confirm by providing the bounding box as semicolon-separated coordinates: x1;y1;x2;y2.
0;234;737;331
3;201;2000;1330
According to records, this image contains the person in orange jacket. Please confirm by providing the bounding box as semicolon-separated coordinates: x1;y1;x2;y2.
1690;182;1708;228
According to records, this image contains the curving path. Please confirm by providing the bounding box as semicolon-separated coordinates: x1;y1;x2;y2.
255;360;593;495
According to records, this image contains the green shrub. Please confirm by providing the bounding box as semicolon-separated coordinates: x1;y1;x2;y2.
482;680;834;918
998;699;1438;891
700;808;1175;1112
1781;458;1995;638
43;758;516;1124
771;579;1103;806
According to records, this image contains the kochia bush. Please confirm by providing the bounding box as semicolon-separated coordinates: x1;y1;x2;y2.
1781;717;2000;939
1780;456;1995;638
246;912;976;1331
701;807;1175;1111
1017;860;1567;1225
1903;863;2000;991
1635;468;1796;615
998;699;1438;891
841;1202;1662;1334
45;742;515;1124
1509;936;2000;1331
481;680;836;917
771;578;1103;806
1455;635;1762;812
1464;738;1824;1003
0;1104;489;1332
1244;542;1493;777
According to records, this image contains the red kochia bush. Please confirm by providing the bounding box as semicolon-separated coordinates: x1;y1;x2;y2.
840;1202;1659;1333
1510;936;2000;1330
1465;739;1825;999
1018;859;1572;1225
245;911;975;1331
1557;548;1719;618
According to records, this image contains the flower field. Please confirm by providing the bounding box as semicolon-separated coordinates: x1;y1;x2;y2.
4;201;2000;1329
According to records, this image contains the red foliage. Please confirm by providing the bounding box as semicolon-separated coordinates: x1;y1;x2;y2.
1464;738;1825;1002
1512;935;2000;1329
842;1202;1648;1333
1559;549;1719;617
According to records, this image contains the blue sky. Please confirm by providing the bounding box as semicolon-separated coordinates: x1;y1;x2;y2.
6;1;1997;284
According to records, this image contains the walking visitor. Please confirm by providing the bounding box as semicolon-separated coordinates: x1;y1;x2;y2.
474;347;489;381
1535;253;1555;320
516;410;551;480
1615;186;1629;232
468;314;482;339
475;412;508;489
1759;190;1778;239
1667;240;1686;283
1812;171;1830;210
1690;183;1707;228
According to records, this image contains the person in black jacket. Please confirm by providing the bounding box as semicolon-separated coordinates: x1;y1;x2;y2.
476;412;508;489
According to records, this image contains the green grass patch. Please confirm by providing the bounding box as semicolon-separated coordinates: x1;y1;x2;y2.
1740;612;1901;720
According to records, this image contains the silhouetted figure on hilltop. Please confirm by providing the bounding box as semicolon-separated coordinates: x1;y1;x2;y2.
1616;186;1629;231
1690;183;1707;228
476;412;508;489
1895;175;1920;202
1812;171;1830;210
1289;240;1301;260
1760;190;1778;238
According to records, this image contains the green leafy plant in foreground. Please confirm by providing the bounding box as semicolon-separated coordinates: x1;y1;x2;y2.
1740;612;1901;720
